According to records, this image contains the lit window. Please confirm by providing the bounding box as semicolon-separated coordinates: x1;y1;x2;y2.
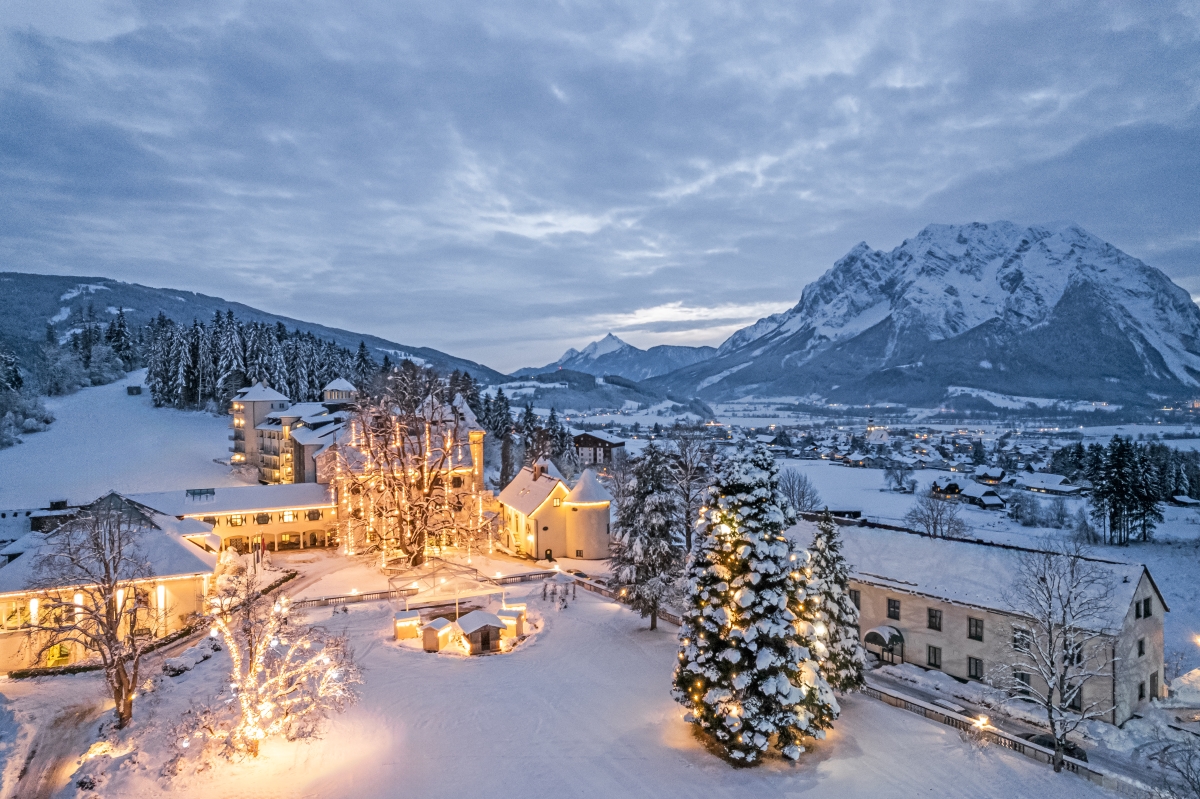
553;497;562;507
229;514;244;527
282;510;296;523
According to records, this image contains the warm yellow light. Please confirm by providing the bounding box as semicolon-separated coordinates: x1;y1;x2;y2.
973;715;989;729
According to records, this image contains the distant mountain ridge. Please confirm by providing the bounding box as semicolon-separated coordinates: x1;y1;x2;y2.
649;221;1200;407
0;272;507;383
513;333;716;382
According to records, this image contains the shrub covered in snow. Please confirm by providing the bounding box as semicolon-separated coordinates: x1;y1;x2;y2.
672;444;838;764
807;512;866;692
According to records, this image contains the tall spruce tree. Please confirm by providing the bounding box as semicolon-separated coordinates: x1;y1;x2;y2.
608;443;684;630
672;445;838;764
807;512;866;692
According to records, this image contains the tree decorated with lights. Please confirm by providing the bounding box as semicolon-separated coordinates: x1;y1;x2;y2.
807;511;866;692
672;445;838;764
192;553;361;757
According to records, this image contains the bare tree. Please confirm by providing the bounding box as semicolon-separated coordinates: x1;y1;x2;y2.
883;462;915;493
668;428;715;551
991;539;1115;772
30;494;160;728
1153;735;1200;798
904;492;968;538
332;379;481;565
778;468;822;514
600;449;636;517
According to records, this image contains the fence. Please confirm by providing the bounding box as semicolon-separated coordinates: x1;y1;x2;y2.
862;681;1153;798
574;577;683;627
291;569;561;609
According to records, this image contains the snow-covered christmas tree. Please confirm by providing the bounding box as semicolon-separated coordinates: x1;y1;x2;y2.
672;444;838;764
807;511;866;692
608;443;684;630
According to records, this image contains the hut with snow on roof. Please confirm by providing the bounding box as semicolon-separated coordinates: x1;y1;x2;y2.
457;610;505;654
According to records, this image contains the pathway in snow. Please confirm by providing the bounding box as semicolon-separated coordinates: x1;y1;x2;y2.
0;370;251;509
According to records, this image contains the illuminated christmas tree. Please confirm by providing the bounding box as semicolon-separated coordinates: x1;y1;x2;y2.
672;445;838;764
807;511;866;692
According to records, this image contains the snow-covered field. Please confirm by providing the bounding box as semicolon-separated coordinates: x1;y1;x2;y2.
0;370;251;509
0;579;1118;798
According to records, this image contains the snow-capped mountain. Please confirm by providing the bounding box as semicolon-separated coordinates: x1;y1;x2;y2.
650;222;1200;406
513;333;716;382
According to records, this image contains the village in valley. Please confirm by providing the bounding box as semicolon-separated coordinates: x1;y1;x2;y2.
0;323;1199;798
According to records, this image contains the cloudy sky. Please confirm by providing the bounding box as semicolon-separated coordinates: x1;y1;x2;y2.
1;1;1198;372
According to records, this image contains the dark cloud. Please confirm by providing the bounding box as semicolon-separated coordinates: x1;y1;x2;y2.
1;0;1197;371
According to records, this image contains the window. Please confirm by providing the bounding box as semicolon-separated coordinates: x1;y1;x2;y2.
452;476;464;489
1013;627;1032;652
1014;671;1031;696
202;516;217;525
1135;599;1142;619
255;513;271;525
968;617;984;641
887;599;901;620
576;550;583;557
968;657;984;680
1138;638;1145;657
1068;686;1082;711
927;645;942;668
927;608;942;631
282;510;296;523
307;509;322;521
849;589;860;610
1138;682;1146;701
229;514;244;527
1143;597;1152;618
553;497;562;507
1151;671;1160;700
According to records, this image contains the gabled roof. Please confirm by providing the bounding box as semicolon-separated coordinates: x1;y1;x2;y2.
959;481;1001;500
323;378;357;393
235;383;289;402
127;484;333;517
565;470;612;504
573;430;625;446
457;609;505;635
0;493;217;596
498;464;565;516
788;520;1151;633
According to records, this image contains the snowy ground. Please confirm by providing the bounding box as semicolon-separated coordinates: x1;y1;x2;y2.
0;370;251;509
0;577;1119;799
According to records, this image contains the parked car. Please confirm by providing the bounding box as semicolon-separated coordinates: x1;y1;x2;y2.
1018;733;1088;762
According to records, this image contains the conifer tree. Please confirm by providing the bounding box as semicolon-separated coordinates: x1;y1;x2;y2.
807;512;866;692
672;444;838;764
608;443;684;630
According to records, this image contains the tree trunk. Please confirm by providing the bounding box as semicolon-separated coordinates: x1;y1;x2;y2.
1052;744;1064;773
650;601;658;631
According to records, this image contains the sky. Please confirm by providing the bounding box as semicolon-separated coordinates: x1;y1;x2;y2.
0;1;1198;373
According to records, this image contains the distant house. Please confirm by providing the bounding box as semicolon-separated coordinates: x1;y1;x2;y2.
754;434;777;446
959;482;1006;510
842;452;868;468
1007;472;1083;496
973;466;1006;485
573;431;626;466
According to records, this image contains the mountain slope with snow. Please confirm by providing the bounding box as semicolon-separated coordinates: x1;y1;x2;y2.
513;333;715;381
652;222;1200;406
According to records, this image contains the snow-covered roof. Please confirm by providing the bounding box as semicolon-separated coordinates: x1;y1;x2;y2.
564;470;612;504
497;463;565;516
127;484;333;517
235;383;289;402
1012;472;1081;493
974;466;1005;479
457;609;505;635
423;617;453;632
574;430;625;446
323;378;357;393
787;521;1152;633
291;423;343;447
958;482;1001;500
0;494;217;596
266;402;329;422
